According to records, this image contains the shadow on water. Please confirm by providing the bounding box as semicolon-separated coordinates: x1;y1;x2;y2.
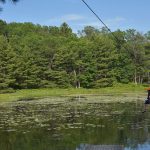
0;95;150;150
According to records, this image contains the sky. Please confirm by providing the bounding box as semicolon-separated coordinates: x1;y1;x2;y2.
0;0;150;33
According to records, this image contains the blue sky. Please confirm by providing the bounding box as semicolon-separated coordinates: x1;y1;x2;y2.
0;0;150;33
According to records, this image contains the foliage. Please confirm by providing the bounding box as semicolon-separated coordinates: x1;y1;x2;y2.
0;20;150;90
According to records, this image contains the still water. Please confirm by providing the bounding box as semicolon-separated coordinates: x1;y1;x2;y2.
0;95;149;150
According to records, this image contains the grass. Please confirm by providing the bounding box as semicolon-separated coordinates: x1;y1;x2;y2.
0;84;147;102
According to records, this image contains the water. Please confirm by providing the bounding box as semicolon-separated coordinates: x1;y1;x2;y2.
0;95;149;150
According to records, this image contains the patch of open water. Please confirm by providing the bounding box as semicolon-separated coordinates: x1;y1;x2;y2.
0;95;149;150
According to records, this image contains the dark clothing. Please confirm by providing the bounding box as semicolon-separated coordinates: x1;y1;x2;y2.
148;90;150;99
145;90;150;104
145;99;150;104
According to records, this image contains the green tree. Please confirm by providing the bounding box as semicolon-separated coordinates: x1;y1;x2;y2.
125;29;146;84
91;35;117;88
80;26;100;38
144;42;150;83
0;35;17;89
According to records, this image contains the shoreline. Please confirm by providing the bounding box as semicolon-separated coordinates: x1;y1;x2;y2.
0;85;146;102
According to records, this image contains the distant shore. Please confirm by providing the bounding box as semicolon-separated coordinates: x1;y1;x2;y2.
0;84;147;102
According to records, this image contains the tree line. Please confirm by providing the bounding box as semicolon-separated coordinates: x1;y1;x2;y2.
0;20;150;90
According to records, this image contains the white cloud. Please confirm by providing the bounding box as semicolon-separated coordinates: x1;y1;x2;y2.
46;14;85;24
75;17;127;31
46;14;126;26
77;21;102;28
44;15;127;33
62;14;84;21
105;17;126;26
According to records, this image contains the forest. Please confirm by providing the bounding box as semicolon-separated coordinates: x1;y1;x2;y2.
0;20;150;90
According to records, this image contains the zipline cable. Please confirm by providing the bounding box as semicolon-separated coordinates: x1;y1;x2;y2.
81;0;128;51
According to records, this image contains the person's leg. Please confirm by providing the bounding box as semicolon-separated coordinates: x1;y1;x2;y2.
143;100;148;113
144;104;147;111
142;105;147;113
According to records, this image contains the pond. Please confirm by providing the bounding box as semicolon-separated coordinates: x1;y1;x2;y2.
0;95;149;150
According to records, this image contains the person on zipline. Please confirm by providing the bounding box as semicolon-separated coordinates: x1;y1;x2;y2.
143;88;150;112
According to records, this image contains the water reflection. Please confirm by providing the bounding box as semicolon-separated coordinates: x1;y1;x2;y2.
0;95;150;150
76;144;124;150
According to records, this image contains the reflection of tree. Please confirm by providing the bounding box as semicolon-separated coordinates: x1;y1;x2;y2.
0;101;150;150
76;144;124;150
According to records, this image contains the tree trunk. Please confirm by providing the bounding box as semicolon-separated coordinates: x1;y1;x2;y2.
78;81;81;88
138;76;140;84
134;69;137;84
141;77;143;84
78;67;81;88
48;55;55;70
73;70;78;88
